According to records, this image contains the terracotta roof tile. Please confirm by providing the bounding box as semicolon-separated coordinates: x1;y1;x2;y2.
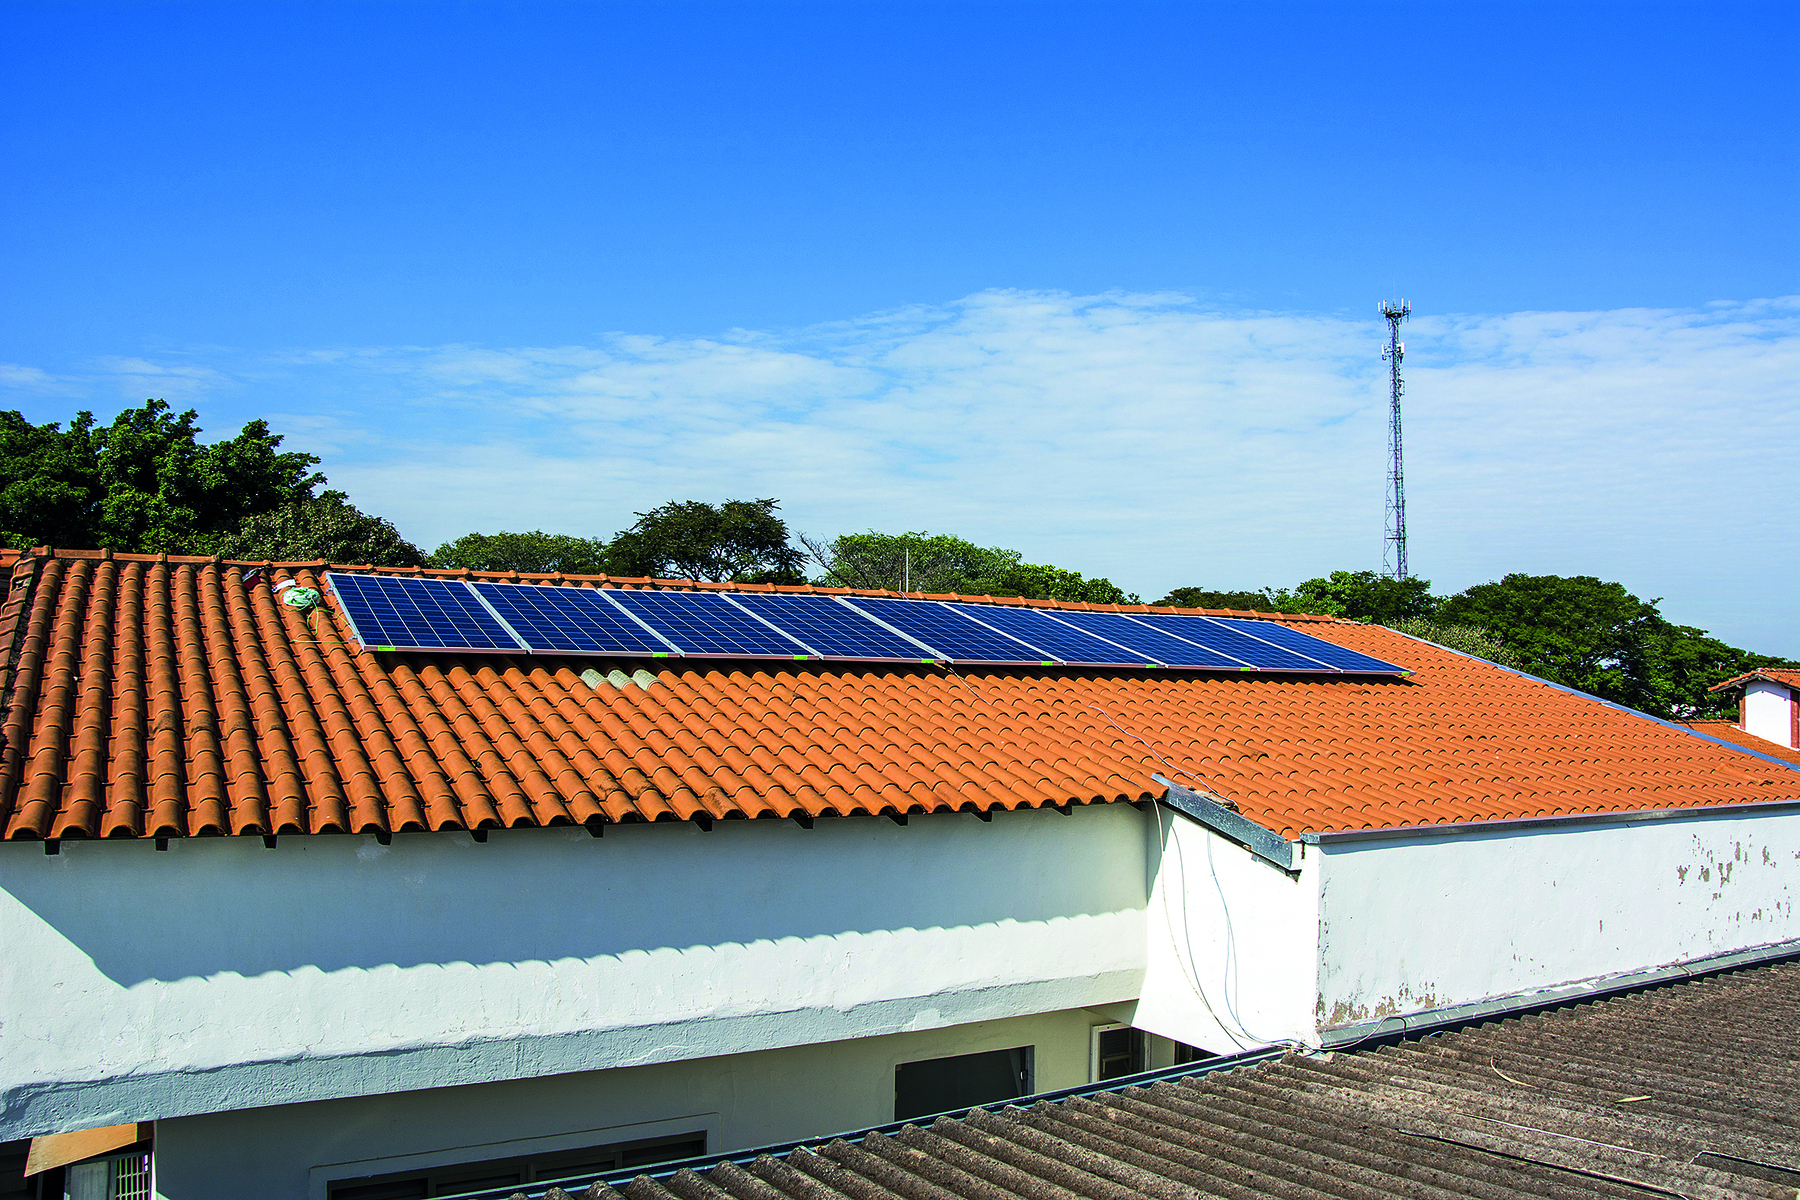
1681;719;1800;768
1;550;1796;843
1710;667;1800;693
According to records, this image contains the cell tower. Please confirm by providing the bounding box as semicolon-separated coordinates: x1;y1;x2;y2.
1380;299;1411;579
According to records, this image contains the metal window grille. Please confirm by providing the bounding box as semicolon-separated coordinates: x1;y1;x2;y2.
112;1154;152;1200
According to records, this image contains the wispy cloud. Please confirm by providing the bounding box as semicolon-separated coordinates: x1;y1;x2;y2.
4;291;1795;654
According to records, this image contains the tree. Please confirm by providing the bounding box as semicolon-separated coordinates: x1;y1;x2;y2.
214;493;425;567
605;499;808;584
1434;574;1793;719
804;530;1136;602
430;531;609;575
0;410;100;549
1152;586;1288;612
1385;617;1524;670
0;400;325;553
1281;570;1437;623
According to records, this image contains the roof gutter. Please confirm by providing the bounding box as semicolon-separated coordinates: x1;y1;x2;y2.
1304;794;1800;846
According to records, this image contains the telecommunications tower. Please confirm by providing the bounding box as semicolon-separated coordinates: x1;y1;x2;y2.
1380;299;1410;579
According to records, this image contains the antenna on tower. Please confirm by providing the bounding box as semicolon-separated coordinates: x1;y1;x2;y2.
1380;299;1411;580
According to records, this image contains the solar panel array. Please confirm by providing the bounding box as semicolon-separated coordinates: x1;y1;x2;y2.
324;573;1408;675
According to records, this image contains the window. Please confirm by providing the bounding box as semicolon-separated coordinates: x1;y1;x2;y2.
894;1046;1034;1121
1172;1039;1208;1065
326;1131;706;1200
1089;1024;1145;1081
64;1154;151;1200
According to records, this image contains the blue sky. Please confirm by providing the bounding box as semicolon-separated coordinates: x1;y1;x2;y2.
2;2;1796;654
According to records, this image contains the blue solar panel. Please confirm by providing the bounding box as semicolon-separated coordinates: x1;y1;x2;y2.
327;574;525;652
727;593;940;660
1130;613;1339;670
1046;610;1251;669
472;582;676;656
948;603;1159;666
842;597;1056;663
1214;617;1406;674
608;589;814;658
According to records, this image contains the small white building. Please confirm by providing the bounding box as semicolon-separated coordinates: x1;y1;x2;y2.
1712;667;1800;751
0;550;1795;1199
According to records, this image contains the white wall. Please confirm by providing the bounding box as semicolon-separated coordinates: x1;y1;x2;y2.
1745;679;1796;748
1314;806;1800;1029
0;803;1148;1141
153;1004;1125;1200
1131;806;1321;1054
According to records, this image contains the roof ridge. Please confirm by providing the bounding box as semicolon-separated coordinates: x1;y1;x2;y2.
12;548;1345;624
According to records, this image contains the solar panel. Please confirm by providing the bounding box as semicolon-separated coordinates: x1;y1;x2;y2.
726;593;942;661
472;581;677;657
842;597;1058;663
1046;610;1252;670
326;574;526;653
1213;617;1406;674
948;603;1160;667
607;589;815;658
1130;613;1339;671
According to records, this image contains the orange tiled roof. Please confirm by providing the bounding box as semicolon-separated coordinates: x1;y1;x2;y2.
1710;667;1800;693
1681;720;1800;768
1;547;1796;844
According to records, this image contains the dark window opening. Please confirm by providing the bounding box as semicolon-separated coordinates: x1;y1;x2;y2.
326;1131;706;1200
1172;1039;1208;1065
1091;1025;1144;1081
894;1046;1033;1121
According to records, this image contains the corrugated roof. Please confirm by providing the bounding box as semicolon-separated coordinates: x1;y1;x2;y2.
504;962;1800;1200
2;548;1797;843
1711;668;1800;694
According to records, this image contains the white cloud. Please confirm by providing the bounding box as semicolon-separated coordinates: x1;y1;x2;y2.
0;362;78;395
22;292;1800;655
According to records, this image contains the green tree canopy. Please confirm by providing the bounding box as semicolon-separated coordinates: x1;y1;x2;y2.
1435;573;1792;719
0;400;325;553
805;530;1136;603
1385;616;1524;670
606;499;808;584
214;493;424;568
429;531;609;575
1282;569;1437;623
1152;586;1288;612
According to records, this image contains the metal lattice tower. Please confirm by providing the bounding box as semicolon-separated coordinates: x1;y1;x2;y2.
1381;299;1410;579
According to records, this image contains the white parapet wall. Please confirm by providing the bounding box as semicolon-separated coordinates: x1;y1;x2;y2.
1313;803;1800;1032
0;802;1150;1142
1131;803;1321;1055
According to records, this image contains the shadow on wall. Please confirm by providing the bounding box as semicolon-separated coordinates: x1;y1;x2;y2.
2;805;1147;986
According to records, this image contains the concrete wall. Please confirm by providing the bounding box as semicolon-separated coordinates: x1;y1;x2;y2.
1130;805;1321;1054
1745;679;1796;748
153;1004;1128;1200
1314;806;1800;1029
0;803;1148;1141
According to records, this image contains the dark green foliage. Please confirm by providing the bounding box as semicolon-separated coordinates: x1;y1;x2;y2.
606;499;808;584
429;531;609;575
214;493;425;567
1152;586;1288;612
1386;617;1524;670
805;530;1137;603
1436;573;1793;719
0;400;325;553
1282;570;1437;624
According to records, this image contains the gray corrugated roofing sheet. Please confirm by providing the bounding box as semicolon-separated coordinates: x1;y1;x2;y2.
496;962;1800;1200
